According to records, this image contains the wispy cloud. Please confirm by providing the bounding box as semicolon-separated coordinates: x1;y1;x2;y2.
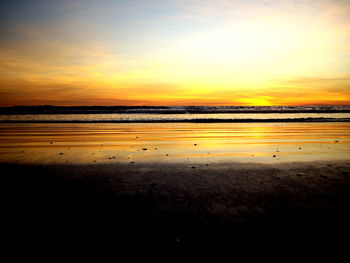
0;0;349;105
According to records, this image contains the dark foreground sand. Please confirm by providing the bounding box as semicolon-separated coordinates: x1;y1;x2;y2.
3;160;350;256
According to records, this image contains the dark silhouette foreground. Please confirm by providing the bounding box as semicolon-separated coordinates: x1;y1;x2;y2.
2;162;350;256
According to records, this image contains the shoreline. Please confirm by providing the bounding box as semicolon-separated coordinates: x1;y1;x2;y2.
1;118;350;123
1;122;349;164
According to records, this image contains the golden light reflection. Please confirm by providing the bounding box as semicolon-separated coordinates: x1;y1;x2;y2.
1;123;349;164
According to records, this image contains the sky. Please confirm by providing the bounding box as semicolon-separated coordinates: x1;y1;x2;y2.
0;0;350;106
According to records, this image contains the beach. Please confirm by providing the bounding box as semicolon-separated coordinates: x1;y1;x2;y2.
2;122;350;254
1;122;349;164
2;0;350;257
3;161;350;255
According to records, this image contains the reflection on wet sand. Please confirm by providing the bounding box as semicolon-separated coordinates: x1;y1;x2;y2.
0;122;349;164
2;122;350;252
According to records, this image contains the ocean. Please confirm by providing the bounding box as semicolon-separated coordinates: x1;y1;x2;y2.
1;106;350;122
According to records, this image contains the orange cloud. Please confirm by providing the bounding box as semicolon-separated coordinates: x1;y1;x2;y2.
1;0;350;106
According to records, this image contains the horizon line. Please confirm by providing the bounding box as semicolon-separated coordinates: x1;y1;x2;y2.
1;104;350;108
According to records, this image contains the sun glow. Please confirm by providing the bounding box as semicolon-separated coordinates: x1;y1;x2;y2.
0;0;349;106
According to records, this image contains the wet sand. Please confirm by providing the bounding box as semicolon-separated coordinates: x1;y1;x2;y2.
3;161;350;255
1;122;349;164
1;123;350;255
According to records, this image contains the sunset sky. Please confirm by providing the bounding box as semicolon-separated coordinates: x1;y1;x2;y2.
0;0;350;106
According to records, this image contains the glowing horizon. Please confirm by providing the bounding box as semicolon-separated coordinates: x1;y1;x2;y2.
0;0;350;106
